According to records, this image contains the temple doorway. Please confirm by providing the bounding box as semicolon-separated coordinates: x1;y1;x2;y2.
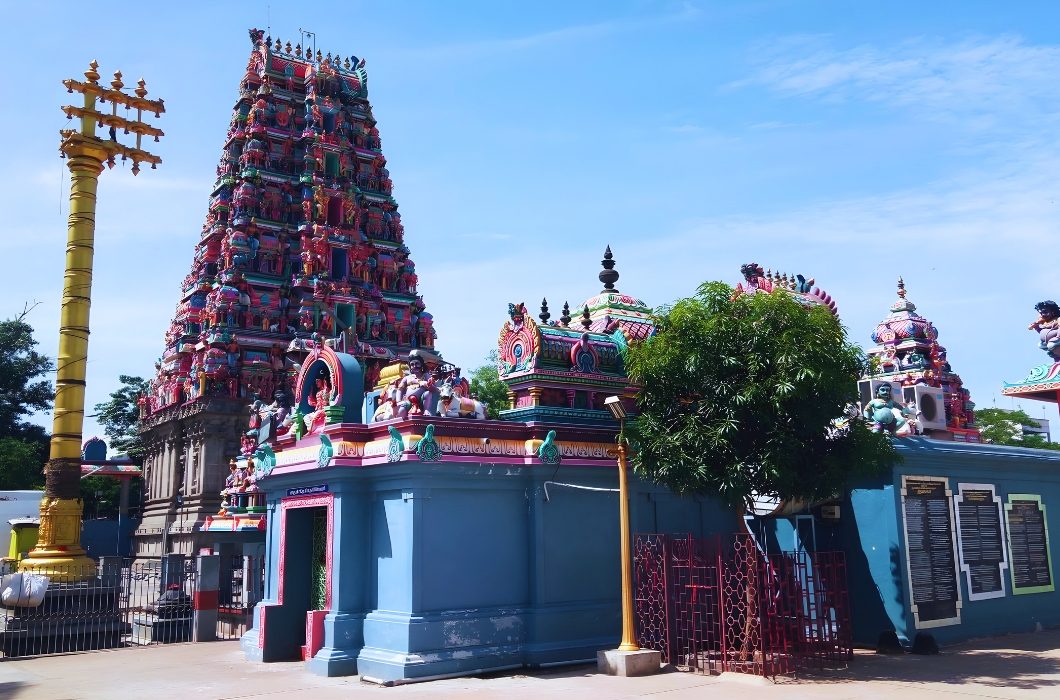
310;507;327;611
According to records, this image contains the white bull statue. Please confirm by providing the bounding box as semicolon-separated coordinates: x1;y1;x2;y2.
436;380;487;419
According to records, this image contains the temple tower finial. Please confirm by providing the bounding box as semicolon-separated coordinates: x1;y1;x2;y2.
539;298;551;324
599;245;620;293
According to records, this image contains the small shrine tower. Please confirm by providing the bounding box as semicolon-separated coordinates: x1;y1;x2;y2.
136;30;437;558
859;278;979;441
496;247;653;423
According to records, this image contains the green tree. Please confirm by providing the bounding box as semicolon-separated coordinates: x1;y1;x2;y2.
0;304;54;490
627;281;900;512
975;408;1060;450
0;436;48;491
90;375;149;463
468;351;510;420
81;375;149;518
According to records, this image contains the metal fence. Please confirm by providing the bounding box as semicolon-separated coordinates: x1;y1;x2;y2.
0;553;262;658
634;533;853;680
217;554;265;641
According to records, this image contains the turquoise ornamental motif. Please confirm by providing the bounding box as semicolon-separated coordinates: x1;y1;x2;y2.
387;425;404;462
538;430;561;465
317;434;334;468
253;443;277;479
416;424;442;462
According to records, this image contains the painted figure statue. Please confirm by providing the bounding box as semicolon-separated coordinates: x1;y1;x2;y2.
372;382;399;422
304;372;335;435
863;384;913;434
257;389;293;443
1030;300;1060;361
395;353;439;419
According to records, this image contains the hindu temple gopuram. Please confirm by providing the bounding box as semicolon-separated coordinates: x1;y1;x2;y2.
135;29;435;558
858;278;978;440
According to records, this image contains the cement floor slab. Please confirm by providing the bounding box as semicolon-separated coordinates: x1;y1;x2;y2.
0;629;1057;700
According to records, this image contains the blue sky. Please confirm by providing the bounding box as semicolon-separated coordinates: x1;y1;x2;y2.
4;1;1060;445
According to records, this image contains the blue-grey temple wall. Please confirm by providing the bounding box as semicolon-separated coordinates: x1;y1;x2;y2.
757;438;1060;647
241;459;734;681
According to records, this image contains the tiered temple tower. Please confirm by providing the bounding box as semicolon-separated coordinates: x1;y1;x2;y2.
860;278;978;439
496;248;654;423
135;29;435;557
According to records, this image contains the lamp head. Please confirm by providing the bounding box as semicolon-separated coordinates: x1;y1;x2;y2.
604;395;627;420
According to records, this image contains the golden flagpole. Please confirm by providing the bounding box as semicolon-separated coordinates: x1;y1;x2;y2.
21;61;164;579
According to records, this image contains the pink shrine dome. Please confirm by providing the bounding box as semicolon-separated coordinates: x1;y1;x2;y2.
870;277;938;346
576;247;655;342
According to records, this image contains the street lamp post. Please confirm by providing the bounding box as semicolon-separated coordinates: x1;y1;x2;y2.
20;61;164;579
604;396;639;652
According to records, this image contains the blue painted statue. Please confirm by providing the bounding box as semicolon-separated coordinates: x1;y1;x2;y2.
863;384;912;434
1029;300;1060;361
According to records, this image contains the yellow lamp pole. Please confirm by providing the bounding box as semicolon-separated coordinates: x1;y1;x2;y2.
21;61;164;579
605;396;639;651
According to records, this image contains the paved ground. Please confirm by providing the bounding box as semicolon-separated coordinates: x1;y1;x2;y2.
2;630;1059;700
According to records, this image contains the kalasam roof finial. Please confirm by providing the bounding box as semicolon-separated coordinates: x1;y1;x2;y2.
599;245;619;294
539;298;551;325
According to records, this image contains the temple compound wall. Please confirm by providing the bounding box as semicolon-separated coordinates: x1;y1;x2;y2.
753;439;1060;647
241;416;733;680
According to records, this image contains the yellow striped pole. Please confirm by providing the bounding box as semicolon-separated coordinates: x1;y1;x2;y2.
21;62;164;578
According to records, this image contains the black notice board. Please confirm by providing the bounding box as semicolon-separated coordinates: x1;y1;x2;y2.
1007;498;1054;594
955;487;1007;599
903;478;961;625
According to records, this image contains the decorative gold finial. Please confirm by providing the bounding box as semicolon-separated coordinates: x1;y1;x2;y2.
897;276;906;299
344;56;351;69
275;38;282;51
85;60;100;83
286;41;292;54
111;70;124;90
295;43;302;57
135;78;148;98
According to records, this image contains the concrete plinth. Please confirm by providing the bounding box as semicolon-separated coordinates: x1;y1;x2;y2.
597;649;662;676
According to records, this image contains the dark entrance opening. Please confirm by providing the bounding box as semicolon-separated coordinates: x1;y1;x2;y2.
270;506;328;659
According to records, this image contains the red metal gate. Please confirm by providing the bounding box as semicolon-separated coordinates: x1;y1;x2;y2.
634;534;852;679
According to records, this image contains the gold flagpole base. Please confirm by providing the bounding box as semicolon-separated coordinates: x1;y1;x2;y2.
19;497;97;580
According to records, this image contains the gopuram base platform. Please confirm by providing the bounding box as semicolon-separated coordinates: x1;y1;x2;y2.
240;416;735;682
203;512;267;533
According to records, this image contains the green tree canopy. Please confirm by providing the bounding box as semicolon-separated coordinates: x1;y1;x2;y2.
0;307;54;441
90;375;149;463
974;407;1059;451
0;306;53;490
468;351;509;420
627;281;900;510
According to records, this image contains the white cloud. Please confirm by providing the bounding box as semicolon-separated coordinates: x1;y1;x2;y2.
739;34;1060;127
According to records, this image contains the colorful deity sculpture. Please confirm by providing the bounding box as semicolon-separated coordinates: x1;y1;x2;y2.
394;352;440;419
1029;300;1060;360
732;262;838;314
863;384;914;434
303;372;336;435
